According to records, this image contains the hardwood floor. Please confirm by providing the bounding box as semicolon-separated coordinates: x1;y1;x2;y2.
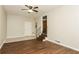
1;39;79;54
0;49;1;54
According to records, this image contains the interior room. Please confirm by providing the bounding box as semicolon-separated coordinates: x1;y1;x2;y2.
0;5;79;54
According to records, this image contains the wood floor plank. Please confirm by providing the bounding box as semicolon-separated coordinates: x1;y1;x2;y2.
0;49;1;54
1;39;79;54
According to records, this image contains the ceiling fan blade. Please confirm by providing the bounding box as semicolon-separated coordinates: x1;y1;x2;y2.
33;7;38;9
25;5;32;9
33;10;38;12
25;5;28;7
21;9;28;10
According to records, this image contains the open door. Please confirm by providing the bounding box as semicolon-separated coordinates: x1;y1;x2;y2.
43;19;47;37
42;15;47;37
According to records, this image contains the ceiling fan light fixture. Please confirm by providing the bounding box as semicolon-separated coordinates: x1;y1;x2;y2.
28;9;33;12
22;5;38;13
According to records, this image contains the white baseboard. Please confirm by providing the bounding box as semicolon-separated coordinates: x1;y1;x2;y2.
7;35;35;38
47;39;79;51
7;35;26;38
0;39;6;49
5;36;35;43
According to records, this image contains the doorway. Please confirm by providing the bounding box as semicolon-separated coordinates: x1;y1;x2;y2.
42;15;47;38
36;15;47;41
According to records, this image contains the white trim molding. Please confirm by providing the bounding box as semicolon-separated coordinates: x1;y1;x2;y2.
6;36;35;43
47;39;79;51
0;39;6;49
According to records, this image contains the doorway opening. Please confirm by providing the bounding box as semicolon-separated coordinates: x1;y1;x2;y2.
36;15;47;41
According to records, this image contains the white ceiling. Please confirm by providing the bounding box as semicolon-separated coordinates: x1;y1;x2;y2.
4;5;59;18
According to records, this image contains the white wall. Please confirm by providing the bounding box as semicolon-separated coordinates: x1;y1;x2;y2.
47;6;79;50
0;6;7;49
24;17;34;36
7;14;35;38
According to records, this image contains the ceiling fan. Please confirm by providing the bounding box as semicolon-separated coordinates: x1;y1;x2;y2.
21;5;38;13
